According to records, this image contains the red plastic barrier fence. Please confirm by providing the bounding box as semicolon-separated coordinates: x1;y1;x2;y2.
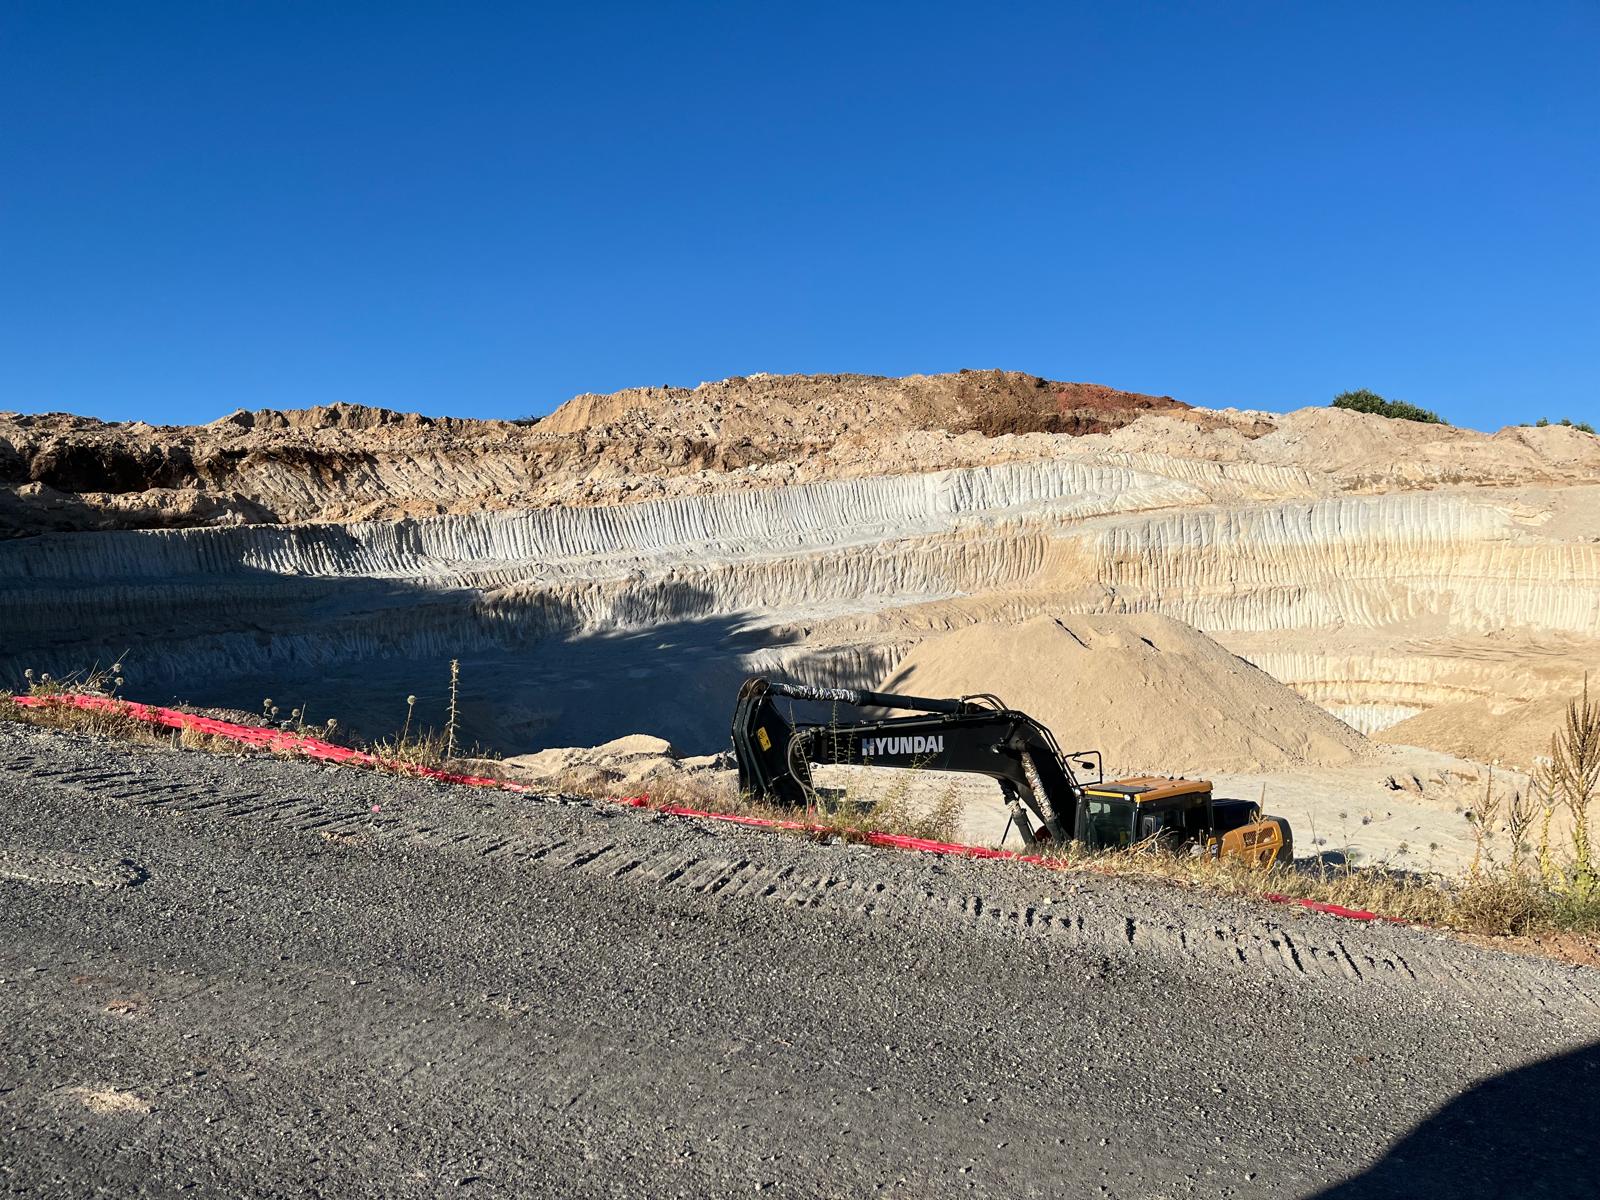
11;692;538;792
11;692;1413;925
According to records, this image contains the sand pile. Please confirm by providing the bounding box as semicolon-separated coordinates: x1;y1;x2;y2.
1376;695;1574;772
879;613;1369;775
495;734;728;794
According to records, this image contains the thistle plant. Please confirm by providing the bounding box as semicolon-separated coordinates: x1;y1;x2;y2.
1505;783;1536;876
1466;768;1503;880
445;659;460;761
1547;675;1600;897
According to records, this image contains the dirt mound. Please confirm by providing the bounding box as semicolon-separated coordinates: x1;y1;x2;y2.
6;373;1597;538
1376;696;1572;771
538;370;1184;438
879;614;1369;774
496;733;727;796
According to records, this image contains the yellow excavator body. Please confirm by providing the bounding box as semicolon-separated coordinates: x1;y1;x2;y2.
1213;816;1293;867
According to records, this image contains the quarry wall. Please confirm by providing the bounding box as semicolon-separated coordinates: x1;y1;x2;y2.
3;439;1596;755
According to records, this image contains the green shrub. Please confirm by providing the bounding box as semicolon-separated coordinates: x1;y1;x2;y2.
1530;417;1595;434
1331;389;1446;425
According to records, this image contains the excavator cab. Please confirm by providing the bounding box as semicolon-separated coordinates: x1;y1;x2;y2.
1076;777;1293;863
1077;777;1215;849
1079;795;1138;848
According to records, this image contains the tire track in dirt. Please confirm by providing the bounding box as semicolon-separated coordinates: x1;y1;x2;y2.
3;744;1597;1012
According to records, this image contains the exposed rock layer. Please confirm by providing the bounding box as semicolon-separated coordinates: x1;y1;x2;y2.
2;374;1597;760
0;372;1186;535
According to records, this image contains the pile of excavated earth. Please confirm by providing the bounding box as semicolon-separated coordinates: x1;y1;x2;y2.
3;369;1598;866
0;372;1191;532
882;613;1369;776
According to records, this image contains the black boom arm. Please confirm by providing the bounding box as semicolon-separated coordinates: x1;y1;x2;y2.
730;677;1098;848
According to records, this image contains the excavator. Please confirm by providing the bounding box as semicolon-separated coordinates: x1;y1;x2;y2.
731;676;1292;865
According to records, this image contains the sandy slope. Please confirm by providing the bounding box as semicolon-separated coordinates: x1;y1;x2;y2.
880;613;1368;775
2;371;1597;803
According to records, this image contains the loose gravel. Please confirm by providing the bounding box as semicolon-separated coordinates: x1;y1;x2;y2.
1;723;1597;1198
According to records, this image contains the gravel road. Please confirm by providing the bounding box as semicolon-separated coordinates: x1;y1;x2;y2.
2;723;1598;1198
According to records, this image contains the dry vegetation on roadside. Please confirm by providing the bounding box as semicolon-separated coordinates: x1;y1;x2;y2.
0;690;266;756
595;768;967;845
1040;681;1600;941
6;666;1600;954
1038;841;1579;937
0;664;245;755
2;659;486;775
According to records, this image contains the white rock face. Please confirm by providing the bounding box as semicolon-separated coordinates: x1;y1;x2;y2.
2;417;1597;761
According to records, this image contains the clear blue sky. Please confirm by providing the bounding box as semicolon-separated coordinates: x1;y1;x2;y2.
3;2;1596;430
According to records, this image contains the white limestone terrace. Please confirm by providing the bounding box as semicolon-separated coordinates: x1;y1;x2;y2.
0;459;1196;747
0;460;1204;583
1;448;1597;756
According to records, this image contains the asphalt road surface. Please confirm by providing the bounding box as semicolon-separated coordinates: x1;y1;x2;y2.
2;723;1598;1198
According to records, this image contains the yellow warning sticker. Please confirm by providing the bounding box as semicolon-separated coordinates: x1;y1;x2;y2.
756;726;772;750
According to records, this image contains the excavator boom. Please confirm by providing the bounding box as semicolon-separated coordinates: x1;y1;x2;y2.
731;676;1293;864
731;677;1097;847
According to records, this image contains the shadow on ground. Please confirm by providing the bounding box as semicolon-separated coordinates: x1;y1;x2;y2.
179;593;808;755
1311;1039;1600;1198
1;545;863;754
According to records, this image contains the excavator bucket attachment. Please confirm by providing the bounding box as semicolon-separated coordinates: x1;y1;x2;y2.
1218;816;1293;867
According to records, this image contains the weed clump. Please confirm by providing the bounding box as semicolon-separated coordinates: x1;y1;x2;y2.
368;660;483;770
1530;416;1596;434
0;662;237;753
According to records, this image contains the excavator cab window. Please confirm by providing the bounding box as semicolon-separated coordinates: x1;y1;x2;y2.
1082;798;1135;848
1139;800;1209;845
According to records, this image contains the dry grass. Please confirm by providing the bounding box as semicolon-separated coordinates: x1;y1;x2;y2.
571;767;967;844
364;665;489;772
2;691;192;747
8;665;1598;951
627;769;736;809
2;693;153;741
1035;842;1580;935
817;777;965;843
0;690;249;756
0;671;488;778
2;659;246;755
370;727;453;769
